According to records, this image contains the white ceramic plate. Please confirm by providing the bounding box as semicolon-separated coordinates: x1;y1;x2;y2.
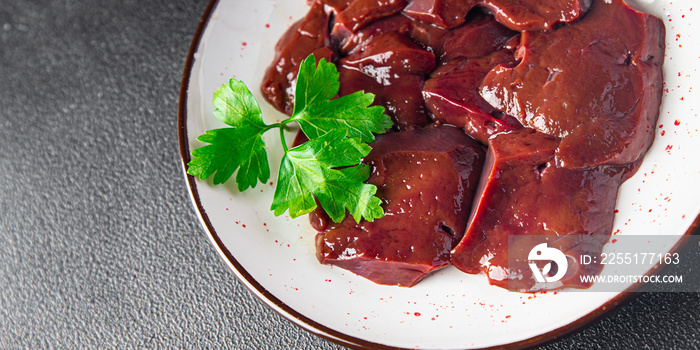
178;1;700;348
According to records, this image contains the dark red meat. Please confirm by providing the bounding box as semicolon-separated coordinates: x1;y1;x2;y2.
403;0;477;29
260;2;334;115
422;13;521;144
332;0;409;35
403;0;591;30
310;0;354;12
313;125;485;287
479;0;591;31
338;32;436;130
435;11;517;63
334;13;414;54
424;51;522;144
480;0;665;168
334;13;450;55
450;129;640;290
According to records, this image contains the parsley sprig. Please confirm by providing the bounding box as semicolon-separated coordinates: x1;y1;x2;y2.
187;55;393;223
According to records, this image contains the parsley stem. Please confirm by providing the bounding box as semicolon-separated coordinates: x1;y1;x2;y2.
273;118;298;154
279;124;289;153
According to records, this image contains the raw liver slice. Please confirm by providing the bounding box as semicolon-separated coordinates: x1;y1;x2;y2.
311;0;354;12
422;13;521;144
334;13;415;55
338;32;436;130
260;2;334;115
404;0;591;30
424;51;522;144
335;13;450;55
479;0;591;31
312;125;485;287
450;129;639;290
480;0;665;169
403;0;478;29
333;0;409;35
435;11;517;63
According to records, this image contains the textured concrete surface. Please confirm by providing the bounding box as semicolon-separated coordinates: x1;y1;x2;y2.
0;0;697;349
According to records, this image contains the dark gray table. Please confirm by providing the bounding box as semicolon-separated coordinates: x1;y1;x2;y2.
1;1;697;348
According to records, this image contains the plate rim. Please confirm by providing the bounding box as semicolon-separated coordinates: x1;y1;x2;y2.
176;0;700;348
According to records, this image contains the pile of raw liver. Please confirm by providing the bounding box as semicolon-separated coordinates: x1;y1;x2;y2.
261;0;665;289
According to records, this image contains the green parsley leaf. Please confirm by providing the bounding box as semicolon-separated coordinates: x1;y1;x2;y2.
291;55;393;143
187;54;392;223
187;79;270;190
271;129;384;223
